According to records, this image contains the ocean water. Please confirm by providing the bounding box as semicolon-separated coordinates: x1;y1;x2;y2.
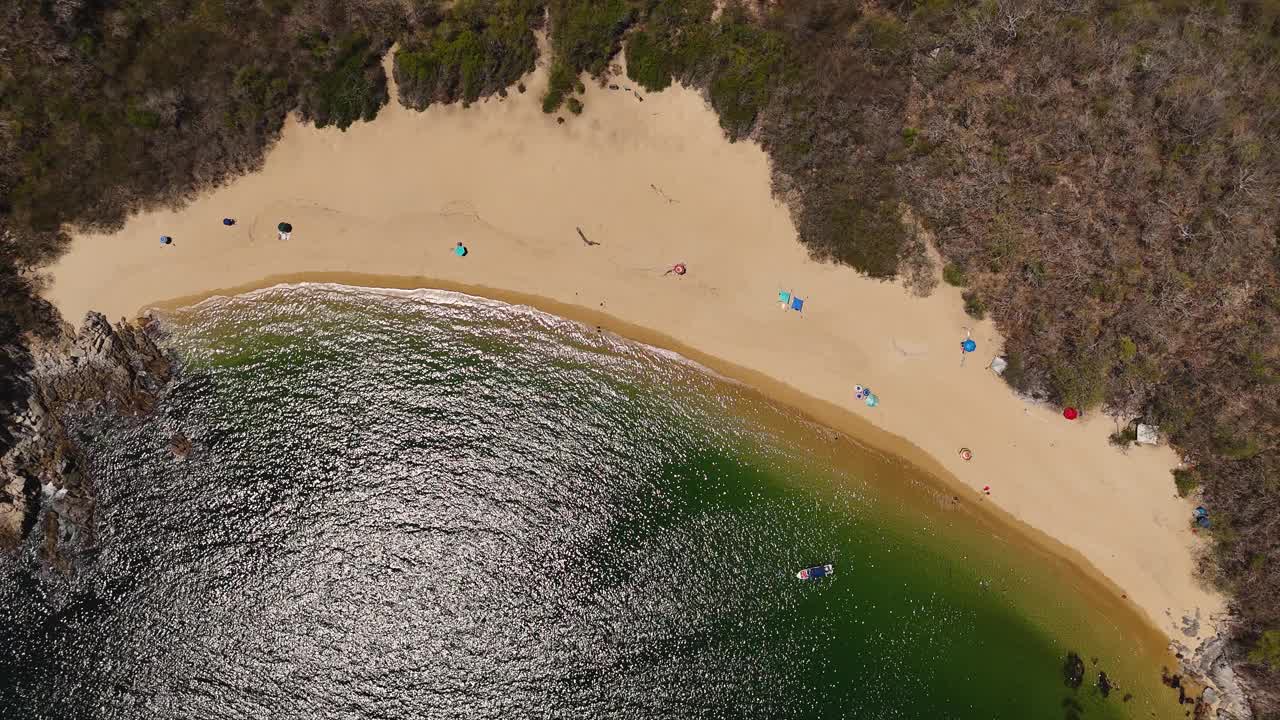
0;284;1181;719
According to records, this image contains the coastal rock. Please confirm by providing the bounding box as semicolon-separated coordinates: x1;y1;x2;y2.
0;312;173;566
1174;632;1256;720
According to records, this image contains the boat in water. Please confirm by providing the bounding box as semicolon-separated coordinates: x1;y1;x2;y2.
796;564;834;581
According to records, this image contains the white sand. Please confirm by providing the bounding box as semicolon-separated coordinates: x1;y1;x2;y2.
47;47;1222;644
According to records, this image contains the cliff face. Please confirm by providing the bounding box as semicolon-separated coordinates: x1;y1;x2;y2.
0;313;172;568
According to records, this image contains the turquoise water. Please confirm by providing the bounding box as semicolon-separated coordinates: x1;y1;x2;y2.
0;284;1178;719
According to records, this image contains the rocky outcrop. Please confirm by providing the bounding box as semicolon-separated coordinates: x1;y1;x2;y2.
1175;631;1257;720
0;312;172;567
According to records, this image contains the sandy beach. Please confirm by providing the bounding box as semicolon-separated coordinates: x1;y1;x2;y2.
47;47;1222;645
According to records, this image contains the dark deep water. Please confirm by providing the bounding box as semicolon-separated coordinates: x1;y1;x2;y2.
0;285;1178;719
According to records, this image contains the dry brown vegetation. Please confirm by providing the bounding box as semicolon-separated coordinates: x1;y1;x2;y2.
2;0;1279;709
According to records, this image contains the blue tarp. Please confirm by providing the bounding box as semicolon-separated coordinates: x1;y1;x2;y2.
791;297;804;312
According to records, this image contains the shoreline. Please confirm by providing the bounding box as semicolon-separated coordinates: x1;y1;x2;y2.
153;272;1182;664
46;47;1222;652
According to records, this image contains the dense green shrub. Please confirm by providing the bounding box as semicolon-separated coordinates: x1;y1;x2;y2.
1173;468;1201;497
542;61;577;113
395;0;543;110
942;263;968;287
1249;630;1280;670
303;34;389;130
547;0;634;77
624;28;673;91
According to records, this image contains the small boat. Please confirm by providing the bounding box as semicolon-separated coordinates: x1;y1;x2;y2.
796;563;834;581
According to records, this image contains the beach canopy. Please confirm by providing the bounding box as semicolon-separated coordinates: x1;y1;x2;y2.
1063;407;1079;420
962;339;977;353
278;222;292;233
778;291;791;304
990;356;1008;375
791;297;804;312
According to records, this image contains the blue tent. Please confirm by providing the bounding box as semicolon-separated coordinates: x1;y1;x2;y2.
791;297;804;312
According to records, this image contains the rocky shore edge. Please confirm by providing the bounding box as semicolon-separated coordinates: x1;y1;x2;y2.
0;312;172;570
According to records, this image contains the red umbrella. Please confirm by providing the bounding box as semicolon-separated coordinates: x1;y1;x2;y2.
1063;407;1079;420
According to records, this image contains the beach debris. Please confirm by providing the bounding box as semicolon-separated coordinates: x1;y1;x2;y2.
454;241;468;257
159;235;173;245
222;217;235;226
990;356;1008;375
1097;671;1113;698
959;447;972;461
634;91;644;102
277;221;292;241
1063;652;1086;689
556;117;565;124
1136;423;1159;446
608;84;619;90
665;262;687;276
576;227;600;246
1063;407;1079;420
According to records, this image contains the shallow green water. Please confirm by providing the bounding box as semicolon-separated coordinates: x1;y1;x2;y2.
0;284;1180;719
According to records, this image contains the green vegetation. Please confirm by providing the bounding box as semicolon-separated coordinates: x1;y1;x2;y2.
1250;630;1280;671
541;0;635;113
942;263;969;287
394;0;543;110
3;0;1280;709
1172;469;1201;498
304;34;389;130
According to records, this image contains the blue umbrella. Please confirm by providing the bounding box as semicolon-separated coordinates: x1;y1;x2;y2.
962;339;977;353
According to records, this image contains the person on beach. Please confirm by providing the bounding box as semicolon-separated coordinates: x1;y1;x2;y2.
960;328;976;366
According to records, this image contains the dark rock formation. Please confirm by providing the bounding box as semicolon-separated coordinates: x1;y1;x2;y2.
0;312;172;567
1063;651;1085;689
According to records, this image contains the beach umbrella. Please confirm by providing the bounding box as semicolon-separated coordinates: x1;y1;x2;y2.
278;222;292;233
454;242;468;257
1063;407;1079;420
864;393;879;408
961;339;977;353
672;263;687;276
222;218;235;226
959;447;973;461
159;235;173;245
